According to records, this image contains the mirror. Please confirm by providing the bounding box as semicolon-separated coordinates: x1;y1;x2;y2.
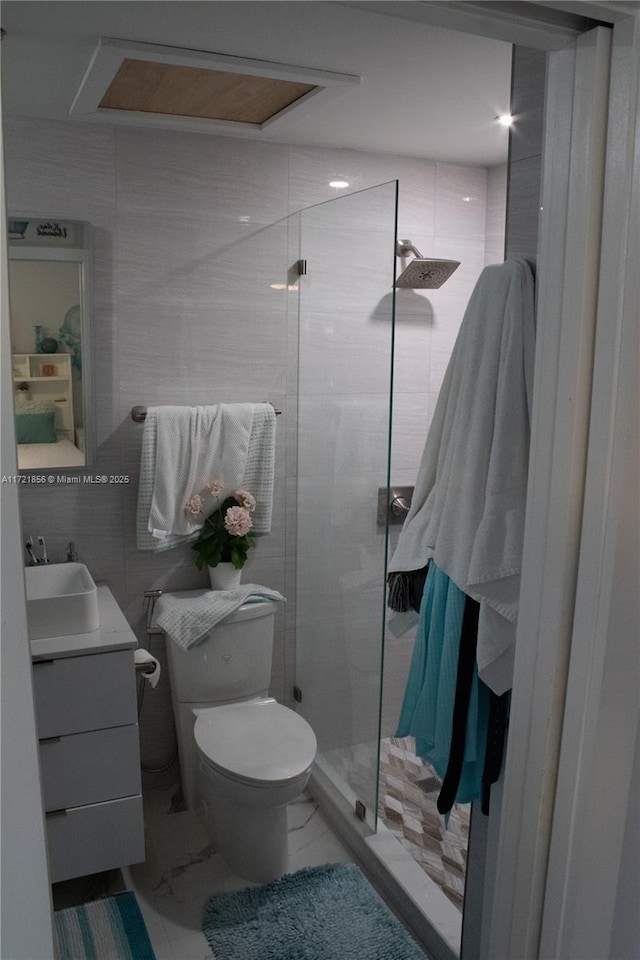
7;218;93;470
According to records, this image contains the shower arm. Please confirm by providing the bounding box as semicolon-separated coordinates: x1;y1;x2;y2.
396;240;425;259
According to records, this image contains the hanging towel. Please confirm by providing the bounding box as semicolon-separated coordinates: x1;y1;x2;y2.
396;561;489;806
155;586;285;651
136;403;276;552
388;259;536;695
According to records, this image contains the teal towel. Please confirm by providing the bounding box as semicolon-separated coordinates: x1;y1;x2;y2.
396;561;489;806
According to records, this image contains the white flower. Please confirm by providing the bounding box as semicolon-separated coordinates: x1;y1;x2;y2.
206;476;225;496
235;489;256;512
185;494;204;517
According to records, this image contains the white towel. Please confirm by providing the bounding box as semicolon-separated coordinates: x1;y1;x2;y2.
388;259;536;695
136;403;276;552
155;586;285;651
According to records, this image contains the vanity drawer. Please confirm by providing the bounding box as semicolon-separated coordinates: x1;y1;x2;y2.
39;725;141;812
33;649;136;738
46;795;145;884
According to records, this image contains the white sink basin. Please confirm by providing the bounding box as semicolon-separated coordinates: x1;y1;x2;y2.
25;562;99;640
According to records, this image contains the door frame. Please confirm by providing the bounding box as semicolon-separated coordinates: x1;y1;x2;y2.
376;3;639;958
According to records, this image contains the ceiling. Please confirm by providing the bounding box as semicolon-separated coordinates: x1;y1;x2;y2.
0;1;513;166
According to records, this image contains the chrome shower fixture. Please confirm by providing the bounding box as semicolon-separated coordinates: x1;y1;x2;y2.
395;240;460;289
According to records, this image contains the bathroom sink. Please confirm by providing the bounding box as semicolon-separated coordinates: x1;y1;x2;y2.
25;562;99;640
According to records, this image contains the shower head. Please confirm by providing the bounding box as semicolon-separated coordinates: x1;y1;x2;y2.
395;240;460;289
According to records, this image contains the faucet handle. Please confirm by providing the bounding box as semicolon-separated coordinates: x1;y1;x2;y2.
37;535;50;564
66;541;78;562
25;536;37;566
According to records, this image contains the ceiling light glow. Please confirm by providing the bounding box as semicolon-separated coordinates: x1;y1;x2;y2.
329;180;349;189
497;114;514;127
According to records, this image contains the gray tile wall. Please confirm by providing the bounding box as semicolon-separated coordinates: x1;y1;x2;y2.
4;117;501;775
505;47;547;261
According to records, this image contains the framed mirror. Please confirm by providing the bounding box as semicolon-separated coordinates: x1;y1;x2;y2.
7;218;94;471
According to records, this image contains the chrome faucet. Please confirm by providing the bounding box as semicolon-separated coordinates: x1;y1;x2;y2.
25;536;38;566
25;535;50;565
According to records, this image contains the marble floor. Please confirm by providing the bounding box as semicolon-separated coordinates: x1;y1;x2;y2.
122;785;356;960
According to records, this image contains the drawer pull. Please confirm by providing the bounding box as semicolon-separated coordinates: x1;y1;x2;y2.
40;736;61;744
46;808;68;818
33;659;56;666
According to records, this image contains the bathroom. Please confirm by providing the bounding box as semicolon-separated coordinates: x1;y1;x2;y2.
2;3;639;960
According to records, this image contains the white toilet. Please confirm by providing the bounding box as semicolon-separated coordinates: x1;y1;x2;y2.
163;597;317;883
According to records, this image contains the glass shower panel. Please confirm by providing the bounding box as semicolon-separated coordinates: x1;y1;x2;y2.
295;181;398;830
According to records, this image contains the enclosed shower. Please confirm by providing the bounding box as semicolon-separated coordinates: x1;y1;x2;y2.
289;180;472;945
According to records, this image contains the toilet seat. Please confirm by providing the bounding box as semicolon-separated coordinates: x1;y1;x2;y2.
194;697;317;786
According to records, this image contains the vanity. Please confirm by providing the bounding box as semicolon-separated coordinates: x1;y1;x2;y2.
30;583;144;884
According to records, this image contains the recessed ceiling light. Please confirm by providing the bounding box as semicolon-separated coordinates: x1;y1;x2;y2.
329;180;349;189
462;196;472;203
497;114;514;127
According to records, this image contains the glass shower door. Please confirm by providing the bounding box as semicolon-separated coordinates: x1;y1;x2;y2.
294;181;398;830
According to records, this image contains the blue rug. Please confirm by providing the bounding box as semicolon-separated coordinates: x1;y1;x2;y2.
203;862;428;959
54;891;156;960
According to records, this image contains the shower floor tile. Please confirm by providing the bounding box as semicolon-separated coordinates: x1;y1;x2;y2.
322;736;469;911
379;737;469;911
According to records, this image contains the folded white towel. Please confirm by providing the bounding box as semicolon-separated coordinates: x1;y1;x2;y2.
155;585;285;651
136;403;276;552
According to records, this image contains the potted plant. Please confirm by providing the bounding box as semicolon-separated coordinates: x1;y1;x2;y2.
190;487;256;589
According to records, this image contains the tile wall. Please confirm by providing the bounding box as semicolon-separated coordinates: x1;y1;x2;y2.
4;116;502;776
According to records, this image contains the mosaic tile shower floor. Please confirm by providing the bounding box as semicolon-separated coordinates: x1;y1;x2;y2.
378;736;469;911
324;735;469;911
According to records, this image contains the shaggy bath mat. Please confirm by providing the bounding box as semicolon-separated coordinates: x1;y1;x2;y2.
54;891;156;960
202;862;428;959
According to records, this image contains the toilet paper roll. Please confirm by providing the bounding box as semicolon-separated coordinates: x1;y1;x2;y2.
134;648;161;688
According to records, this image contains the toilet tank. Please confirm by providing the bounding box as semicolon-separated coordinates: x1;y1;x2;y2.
165;599;277;704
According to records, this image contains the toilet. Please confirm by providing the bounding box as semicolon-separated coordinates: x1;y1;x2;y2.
163;597;317;883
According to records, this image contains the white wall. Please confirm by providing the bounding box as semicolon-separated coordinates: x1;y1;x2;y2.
8;259;80;353
0;111;54;960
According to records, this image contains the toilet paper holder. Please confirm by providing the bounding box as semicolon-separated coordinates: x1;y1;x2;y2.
135;659;156;676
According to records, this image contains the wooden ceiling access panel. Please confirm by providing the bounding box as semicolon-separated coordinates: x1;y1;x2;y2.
98;59;317;123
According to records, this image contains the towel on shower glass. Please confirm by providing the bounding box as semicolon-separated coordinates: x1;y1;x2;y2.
155;586;285;651
388;259;536;695
136;403;276;552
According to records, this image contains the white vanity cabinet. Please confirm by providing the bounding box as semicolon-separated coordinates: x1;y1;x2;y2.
30;586;145;884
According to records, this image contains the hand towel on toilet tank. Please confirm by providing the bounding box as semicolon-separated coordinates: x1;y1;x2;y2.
136;403;276;552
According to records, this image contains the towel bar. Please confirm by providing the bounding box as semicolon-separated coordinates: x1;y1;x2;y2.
131;403;281;423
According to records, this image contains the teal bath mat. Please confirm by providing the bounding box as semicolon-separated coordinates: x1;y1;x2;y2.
54;891;156;960
203;862;428;959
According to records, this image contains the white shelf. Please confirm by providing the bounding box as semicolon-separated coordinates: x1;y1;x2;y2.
14;376;69;382
13;353;75;440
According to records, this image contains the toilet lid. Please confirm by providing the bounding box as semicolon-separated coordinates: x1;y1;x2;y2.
194;698;317;784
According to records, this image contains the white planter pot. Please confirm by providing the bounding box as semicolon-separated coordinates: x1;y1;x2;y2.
208;563;242;591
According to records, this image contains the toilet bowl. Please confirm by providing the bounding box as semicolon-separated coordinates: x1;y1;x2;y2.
194;697;317;881
162;596;317;883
